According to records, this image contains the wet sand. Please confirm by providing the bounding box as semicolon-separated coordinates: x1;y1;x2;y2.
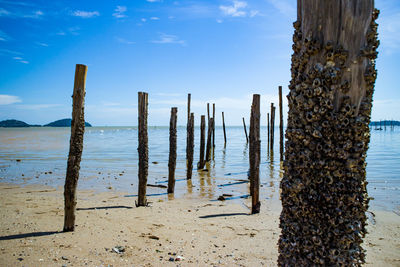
0;183;399;266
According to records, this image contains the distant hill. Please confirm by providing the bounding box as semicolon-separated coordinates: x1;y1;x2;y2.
0;119;31;127
370;120;400;126
44;118;92;127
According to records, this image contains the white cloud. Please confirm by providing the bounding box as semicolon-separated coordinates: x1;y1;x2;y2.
379;11;400;54
220;0;248;17
36;42;48;47
141;18;147;22
150;16;160;20
0;30;10;41
0;8;43;18
0;48;22;55
15;104;62;110
0;95;22;105
13;56;29;64
116;37;135;45
72;10;100;18
23;10;43;18
216;19;223;23
147;0;162;2
0;8;10;16
267;0;295;17
56;27;80;36
151;33;186;45
113;6;127;18
249;10;259;17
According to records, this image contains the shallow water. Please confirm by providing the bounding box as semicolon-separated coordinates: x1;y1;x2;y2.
0;126;399;212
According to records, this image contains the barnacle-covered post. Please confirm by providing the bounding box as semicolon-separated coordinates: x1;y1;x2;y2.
278;0;379;266
212;103;215;148
168;107;177;193
249;94;261;214
270;103;275;151
137;92;149;207
63;64;87;232
186;93;191;161
205;118;213;162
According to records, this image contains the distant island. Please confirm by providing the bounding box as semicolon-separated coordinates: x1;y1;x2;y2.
370;120;400;126
0;118;92;127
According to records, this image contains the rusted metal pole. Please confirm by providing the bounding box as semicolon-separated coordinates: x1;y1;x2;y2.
137;92;149;207
63;64;87;232
197;115;206;169
242;117;248;143
249;94;261;214
279;86;284;161
222;112;227;145
168;107;177;193
205;117;213;162
186;113;195;179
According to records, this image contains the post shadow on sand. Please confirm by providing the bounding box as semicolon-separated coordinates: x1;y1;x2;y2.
0;231;62;241
76;205;133;211
199;212;249;219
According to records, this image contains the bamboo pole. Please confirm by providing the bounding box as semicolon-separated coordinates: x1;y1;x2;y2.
222;112;227;145
197;115;206;169
137;92;149;207
205;118;213;162
187;113;195;179
279;86;284;161
249;94;261;214
63;64;87;232
168;107;177;193
242;117;248;143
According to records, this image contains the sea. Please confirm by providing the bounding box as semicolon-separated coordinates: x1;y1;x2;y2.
0;126;399;213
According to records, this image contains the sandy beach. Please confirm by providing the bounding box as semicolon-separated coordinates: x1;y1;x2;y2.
0;183;399;266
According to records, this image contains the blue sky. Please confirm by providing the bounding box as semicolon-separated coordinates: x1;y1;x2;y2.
0;0;399;126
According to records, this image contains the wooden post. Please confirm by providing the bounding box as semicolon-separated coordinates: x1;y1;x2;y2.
205;118;213;162
249;94;261;214
168;107;177;193
270;103;275;151
212;103;215;148
207;103;210;121
267;112;270;150
186;93;191;160
186;113;195;179
242;117;248;143
137;92;149;207
222;112;227;145
279;86;284;161
63;64;87;232
278;1;379;265
197;115;206;169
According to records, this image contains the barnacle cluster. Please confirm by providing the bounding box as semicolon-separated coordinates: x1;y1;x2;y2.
278;9;379;266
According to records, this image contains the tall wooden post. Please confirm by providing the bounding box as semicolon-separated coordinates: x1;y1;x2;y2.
63;64;87;232
242;117;248;143
270;103;275;151
137;92;149;207
197;115;206;169
207;103;210;121
279;86;284;161
186;94;191;160
222;112;227;145
249;94;261;214
168;107;177;193
267;112;270;150
279;1;379;265
212;103;215;148
186;113;195;179
205;118;213;162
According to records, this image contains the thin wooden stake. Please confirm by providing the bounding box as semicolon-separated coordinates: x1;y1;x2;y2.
212;103;215;148
249;94;261;214
270;103;275;151
197;115;206;169
207;103;210;121
186;93;191;160
205;118;213;162
187;113;195;179
279;86;284;161
168;107;178;193
267;112;270;150
137;92;149;207
243;117;248;143
63;64;87;232
222;112;227;145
